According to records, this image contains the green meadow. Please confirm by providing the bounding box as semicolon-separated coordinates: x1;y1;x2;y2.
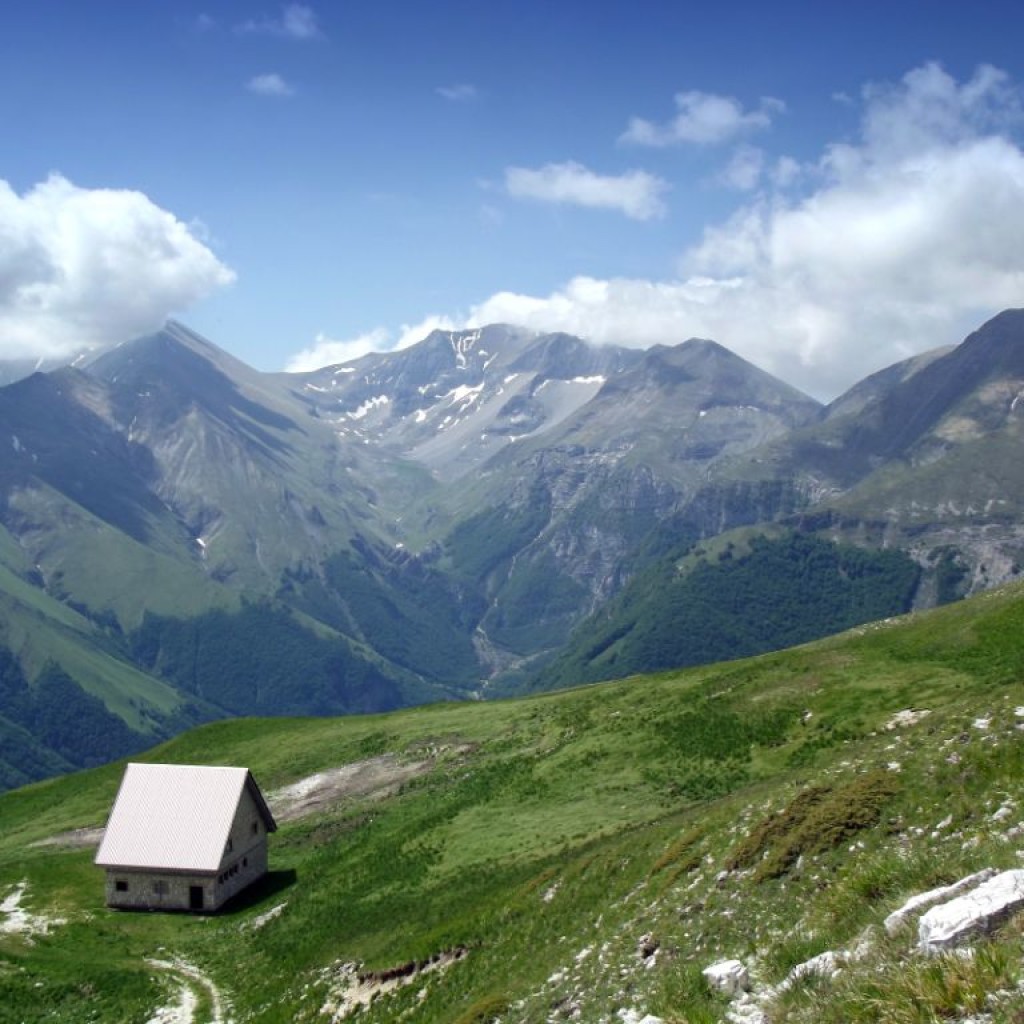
3;582;1024;1022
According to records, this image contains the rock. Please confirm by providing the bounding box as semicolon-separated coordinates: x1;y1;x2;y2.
702;959;749;996
918;869;1024;951
617;1011;664;1024
884;869;997;935
726;994;769;1024
885;709;930;730
778;950;843;990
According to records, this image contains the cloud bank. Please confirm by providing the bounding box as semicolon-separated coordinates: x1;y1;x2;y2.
313;62;1023;401
0;174;235;360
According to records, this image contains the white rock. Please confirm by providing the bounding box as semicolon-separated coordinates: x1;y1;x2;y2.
919;869;1024;951
702;959;749;996
726;994;769;1024
884;869;997;935
617;1011;664;1024
779;950;843;989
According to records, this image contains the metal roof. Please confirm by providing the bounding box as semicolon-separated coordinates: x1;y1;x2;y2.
95;763;277;873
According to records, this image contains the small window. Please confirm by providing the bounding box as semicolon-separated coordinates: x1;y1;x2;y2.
225;837;234;853
115;880;128;892
252;821;259;835
243;857;248;867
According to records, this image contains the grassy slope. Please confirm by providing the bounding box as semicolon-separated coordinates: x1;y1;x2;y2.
3;584;1024;1022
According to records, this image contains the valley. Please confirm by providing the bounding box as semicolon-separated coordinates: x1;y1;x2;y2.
1;310;1024;783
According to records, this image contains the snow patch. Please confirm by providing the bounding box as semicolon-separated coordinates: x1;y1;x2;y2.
347;395;390;420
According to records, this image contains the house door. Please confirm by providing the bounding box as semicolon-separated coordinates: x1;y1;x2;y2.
189;885;204;911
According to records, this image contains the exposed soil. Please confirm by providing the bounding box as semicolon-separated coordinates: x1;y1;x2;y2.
266;752;439;823
0;880;66;938
319;947;469;1021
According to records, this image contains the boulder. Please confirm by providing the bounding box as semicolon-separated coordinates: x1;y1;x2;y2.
884;869;996;935
702;959;749;996
918;869;1024;952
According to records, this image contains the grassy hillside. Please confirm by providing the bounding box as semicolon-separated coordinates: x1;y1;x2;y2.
3;583;1024;1022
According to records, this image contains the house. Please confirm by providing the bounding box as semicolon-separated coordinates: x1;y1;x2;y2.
95;762;278;912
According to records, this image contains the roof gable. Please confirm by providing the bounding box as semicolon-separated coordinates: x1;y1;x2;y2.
95;763;276;873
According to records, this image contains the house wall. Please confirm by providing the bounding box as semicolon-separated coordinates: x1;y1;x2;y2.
104;868;217;911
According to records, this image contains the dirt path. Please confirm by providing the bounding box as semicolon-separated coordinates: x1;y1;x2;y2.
145;957;230;1024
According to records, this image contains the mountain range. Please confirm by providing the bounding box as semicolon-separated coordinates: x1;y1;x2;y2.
1;310;1023;786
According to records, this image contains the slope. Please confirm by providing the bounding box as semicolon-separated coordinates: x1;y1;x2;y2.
4;582;1024;1022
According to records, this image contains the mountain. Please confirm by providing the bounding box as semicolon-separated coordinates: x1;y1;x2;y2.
4;581;1024;1022
3;310;1024;782
281;324;644;480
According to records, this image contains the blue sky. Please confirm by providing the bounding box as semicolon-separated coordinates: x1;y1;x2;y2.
3;1;1024;398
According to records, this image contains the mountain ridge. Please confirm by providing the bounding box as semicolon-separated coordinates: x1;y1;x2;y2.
1;310;1024;784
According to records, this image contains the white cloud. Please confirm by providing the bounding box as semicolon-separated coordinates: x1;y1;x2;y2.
437;83;478;102
720;145;765;190
238;3;321;39
388;63;1024;400
622;91;784;146
505;161;669;220
247;72;294;97
285;328;390;371
0;174;235;361
285;315;457;372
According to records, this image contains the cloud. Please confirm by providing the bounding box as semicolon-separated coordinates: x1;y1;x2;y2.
388;63;1024;400
0;174;235;361
622;90;784;146
238;3;321;39
247;72;294;97
285;315;457;372
720;145;765;190
286;328;390;371
436;83;478;102
504;161;669;220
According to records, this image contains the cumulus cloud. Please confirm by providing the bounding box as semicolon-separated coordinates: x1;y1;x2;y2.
505;161;669;220
436;83;478;102
238;3;321;39
247;72;294;97
0;174;235;361
622;90;784;146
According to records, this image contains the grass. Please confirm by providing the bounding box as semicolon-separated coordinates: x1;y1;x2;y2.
3;582;1024;1021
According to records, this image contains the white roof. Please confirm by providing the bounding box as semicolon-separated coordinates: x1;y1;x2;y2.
95;763;275;873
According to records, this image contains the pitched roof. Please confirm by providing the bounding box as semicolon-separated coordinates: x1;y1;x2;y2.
95;763;277;873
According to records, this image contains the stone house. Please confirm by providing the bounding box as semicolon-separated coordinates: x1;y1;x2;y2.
95;762;277;912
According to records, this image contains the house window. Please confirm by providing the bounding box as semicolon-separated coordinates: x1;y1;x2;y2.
225;837;234;853
252;821;259;835
115;880;128;892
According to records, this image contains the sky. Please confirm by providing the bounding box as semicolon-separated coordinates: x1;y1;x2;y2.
3;2;1024;400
